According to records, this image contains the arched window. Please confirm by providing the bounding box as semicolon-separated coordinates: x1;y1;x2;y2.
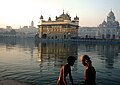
64;35;66;39
55;36;57;39
42;34;47;38
85;35;88;38
112;34;115;39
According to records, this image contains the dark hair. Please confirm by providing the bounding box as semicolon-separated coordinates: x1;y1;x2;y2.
83;55;92;63
67;56;76;63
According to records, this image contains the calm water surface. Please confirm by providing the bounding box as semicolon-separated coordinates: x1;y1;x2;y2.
0;38;120;85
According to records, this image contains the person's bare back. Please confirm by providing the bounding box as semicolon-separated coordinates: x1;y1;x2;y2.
57;56;76;85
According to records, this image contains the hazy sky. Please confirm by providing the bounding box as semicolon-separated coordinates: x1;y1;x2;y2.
0;0;120;29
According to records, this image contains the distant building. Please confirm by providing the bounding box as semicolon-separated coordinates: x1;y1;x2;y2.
99;10;119;39
78;27;99;39
31;20;34;28
38;10;79;39
78;10;120;39
22;26;28;29
17;21;38;37
6;26;12;29
0;21;38;37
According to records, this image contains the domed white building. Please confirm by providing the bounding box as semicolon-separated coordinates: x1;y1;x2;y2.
78;10;120;39
99;10;120;39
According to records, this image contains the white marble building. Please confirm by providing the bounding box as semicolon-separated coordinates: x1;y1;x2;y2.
99;10;119;39
78;27;99;38
78;10;120;39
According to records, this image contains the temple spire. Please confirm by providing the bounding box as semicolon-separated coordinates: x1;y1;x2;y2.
63;10;64;14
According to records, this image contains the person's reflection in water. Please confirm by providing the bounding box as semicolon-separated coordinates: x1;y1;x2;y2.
80;55;96;85
57;56;76;85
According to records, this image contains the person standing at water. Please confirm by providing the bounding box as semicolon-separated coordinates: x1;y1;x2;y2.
57;56;76;85
80;55;96;85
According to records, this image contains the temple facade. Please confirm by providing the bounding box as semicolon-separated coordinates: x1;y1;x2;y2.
38;10;79;39
98;10;119;39
78;27;99;39
78;10;120;39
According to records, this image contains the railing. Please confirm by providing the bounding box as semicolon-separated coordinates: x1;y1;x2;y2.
35;38;120;44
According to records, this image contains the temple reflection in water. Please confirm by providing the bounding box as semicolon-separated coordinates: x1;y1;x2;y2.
36;41;120;70
36;42;78;66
